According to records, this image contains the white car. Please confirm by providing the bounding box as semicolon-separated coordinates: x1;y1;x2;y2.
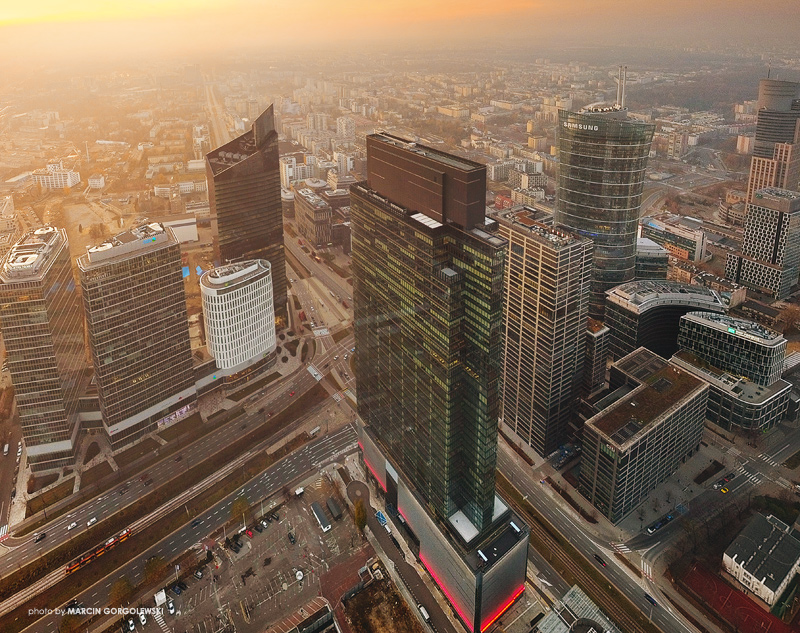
67;522;77;530
139;612;147;626
126;617;135;631
167;600;175;615
86;517;97;527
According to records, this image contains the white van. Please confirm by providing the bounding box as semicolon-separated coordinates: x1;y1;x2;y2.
418;605;430;622
295;487;305;496
2;444;8;457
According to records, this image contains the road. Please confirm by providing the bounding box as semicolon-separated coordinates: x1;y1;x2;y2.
285;240;352;305
204;81;231;149
3;335;353;578
22;426;359;633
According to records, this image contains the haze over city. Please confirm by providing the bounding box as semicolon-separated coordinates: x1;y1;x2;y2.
2;3;800;633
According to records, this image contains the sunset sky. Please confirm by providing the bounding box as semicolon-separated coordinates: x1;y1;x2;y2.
1;1;799;66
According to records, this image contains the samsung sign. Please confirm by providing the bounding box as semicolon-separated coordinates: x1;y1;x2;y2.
563;122;599;131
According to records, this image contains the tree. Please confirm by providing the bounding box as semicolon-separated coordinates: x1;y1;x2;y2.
143;555;167;584
780;305;800;333
89;224;105;239
109;575;134;607
231;495;250;524
353;498;367;532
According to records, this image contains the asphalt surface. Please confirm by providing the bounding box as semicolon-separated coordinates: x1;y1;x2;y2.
21;425;359;633
2;335;354;577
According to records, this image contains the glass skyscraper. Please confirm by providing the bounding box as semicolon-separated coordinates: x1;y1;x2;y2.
206;106;287;325
0;227;84;472
556;108;655;318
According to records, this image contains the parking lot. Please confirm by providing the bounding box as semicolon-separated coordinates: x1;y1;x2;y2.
151;472;362;633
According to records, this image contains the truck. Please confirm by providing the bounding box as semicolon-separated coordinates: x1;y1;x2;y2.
311;502;331;533
326;497;342;520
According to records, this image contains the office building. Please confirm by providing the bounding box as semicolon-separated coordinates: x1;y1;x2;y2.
673;312;790;432
201;260;277;387
635;238;669;280
0;227;84;472
723;514;800;610
583;319;610;397
294;187;332;247
353;133;528;633
78;223;196;450
725;188;800;300
555;105;655;318
745;79;800;203
605;280;726;361
579;348;708;524
493;207;592;457
206;106;286;325
639;212;707;263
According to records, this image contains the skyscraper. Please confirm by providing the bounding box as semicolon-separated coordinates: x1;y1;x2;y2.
206;106;287;325
353;133;528;633
725;188;800;299
745;79;800;203
0;227;84;472
555;107;655;318
78;223;196;450
493;207;593;457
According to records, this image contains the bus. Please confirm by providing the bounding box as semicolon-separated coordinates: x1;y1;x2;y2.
310;502;331;533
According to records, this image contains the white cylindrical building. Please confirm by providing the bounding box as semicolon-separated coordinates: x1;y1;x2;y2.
201;260;276;382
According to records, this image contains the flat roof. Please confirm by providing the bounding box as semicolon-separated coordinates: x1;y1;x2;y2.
606;279;725;314
371;132;483;172
682;312;784;346
0;226;63;282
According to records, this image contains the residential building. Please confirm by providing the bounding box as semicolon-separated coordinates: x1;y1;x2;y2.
0;227;84;472
723;514;800;609
555;106;655;318
336;116;356;139
583;319;610;397
579;348;708;524
725;188;800;300
88;174;105;189
605;280;726;361
673;312;790;432
295;187;332;247
78;223;196;450
32;160;80;189
639;212;707;262
206;106;286;325
494;207;592;457
353;133;528;633
201;260;277;388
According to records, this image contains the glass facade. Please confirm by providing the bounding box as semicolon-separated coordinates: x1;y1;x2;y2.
206;106;286;325
78;224;196;450
555;110;655;319
352;135;505;535
0;227;83;471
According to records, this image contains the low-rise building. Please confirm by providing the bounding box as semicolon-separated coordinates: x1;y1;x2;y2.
295;187;332;248
88;174;105;189
32;160;80;190
723;513;800;609
639;212;707;263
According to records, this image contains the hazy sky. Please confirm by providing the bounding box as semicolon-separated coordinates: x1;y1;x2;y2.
2;1;799;67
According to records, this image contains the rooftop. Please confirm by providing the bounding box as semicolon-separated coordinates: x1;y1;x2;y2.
725;513;800;593
682;312;784;345
79;223;173;267
588;348;705;446
372;132;483;172
206;130;257;177
606;279;725;314
200;259;270;290
0;226;64;282
494;208;586;249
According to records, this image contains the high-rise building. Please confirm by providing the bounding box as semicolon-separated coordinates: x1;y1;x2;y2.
583;319;611;397
78;223;196;450
493;207;592;457
605;280;726;361
673;312;790;432
294;187;332;248
353;133;528;633
206;106;286;325
635;238;669;280
745;79;800;203
0;227;84;472
725;188;800;300
555;107;655;319
579;347;708;523
201;260;277;387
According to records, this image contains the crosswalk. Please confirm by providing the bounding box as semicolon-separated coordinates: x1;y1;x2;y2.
641;561;653;580
153;610;172;633
0;525;8;541
611;542;630;554
332;392;343;402
759;454;780;468
737;464;762;484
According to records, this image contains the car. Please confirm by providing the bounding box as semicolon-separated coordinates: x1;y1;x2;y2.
268;411;273;416
263;514;272;523
644;593;658;607
33;532;46;543
171;584;182;595
126;617;136;631
725;472;736;482
231;544;241;554
288;532;296;544
144;479;153;486
721;487;729;494
261;519;270;529
253;523;263;533
139;612;147;626
177;580;188;591
194;569;204;579
67;522;77;531
593;554;606;567
167;600;175;615
271;512;280;522
333;355;339;360
712;481;724;490
65;600;83;613
289;391;295;397
140;474;149;482
119;487;128;495
246;529;254;538
175;455;182;462
191;519;202;528
87;517;97;527
10;489;15;499
351;347;355;352
344;354;348;359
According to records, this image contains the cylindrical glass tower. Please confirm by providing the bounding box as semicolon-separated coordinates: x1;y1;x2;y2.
555;109;655;319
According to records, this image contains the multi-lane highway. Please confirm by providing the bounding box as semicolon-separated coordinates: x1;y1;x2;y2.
22;425;359;633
